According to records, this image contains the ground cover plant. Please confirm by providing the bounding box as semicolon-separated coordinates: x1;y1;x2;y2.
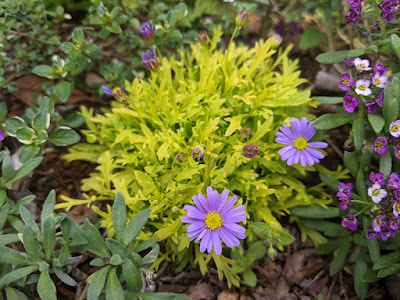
2;0;400;299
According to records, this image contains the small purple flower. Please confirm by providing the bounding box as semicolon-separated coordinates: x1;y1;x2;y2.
243;145;259;159
339;198;351;210
374;62;388;75
372;72;388;88
393;201;400;216
375;91;383;107
142;46;159;71
389;216;400;230
355;79;372;96
373;22;382;33
372;215;386;232
338;73;356;91
395;146;400;160
365;101;377;114
367;228;380;239
0;129;4;141
354;58;372;71
346;6;362;23
372;137;388;155
239;127;251;140
368;183;387;203
101;85;128;105
388;173;400;189
275;117;327;167
336;182;353;200
177;152;188;163
370;171;385;185
380;226;396;240
341;214;357;231
394;190;400;201
379;0;399;23
102;85;114;95
389;120;400;138
191;147;204;160
182;187;246;255
235;9;249;27
344;58;355;68
289;21;302;37
347;0;364;7
196;31;209;46
140;22;155;41
276;20;285;36
343;94;360;113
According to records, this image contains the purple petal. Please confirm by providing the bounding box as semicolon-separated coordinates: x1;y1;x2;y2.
207;186;218;211
192;194;207;213
217;189;229;212
199;230;211;252
219;229;240;248
224;223;246;239
290;118;301;137
220;195;238;215
187;222;206;232
308;141;328;149
212;231;222;254
197;193;210;211
194;228;207;243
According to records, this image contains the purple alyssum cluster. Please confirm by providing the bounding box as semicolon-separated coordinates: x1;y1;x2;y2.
371;119;400;159
339;57;389;114
346;0;399;24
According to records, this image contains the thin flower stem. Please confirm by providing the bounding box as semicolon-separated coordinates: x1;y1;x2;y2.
229;26;239;48
355;204;372;216
351;199;372;205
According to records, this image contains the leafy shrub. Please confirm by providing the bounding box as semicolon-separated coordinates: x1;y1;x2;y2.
59;27;332;286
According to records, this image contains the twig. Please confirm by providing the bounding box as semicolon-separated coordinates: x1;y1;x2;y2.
339;271;349;300
326;275;337;300
40;0;48;24
6;30;50;45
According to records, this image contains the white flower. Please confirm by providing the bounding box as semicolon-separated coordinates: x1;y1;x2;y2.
368;183;387;203
355;79;372;96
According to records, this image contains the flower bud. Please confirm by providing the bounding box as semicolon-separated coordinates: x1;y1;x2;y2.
176;152;188;163
142;46;159;71
235;9;249;27
196;31;209;46
140;22;155;41
268;245;277;260
191;147;204;160
243;144;259;159
239;126;251;139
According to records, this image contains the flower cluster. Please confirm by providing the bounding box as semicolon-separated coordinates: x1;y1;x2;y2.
339;57;389;114
371;119;400;159
346;0;399;24
275;117;328;167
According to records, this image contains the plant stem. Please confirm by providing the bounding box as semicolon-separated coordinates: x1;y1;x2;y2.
229;26;239;48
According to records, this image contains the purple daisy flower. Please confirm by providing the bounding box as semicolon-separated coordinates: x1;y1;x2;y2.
393;201;400;216
395;146;400;160
372;215;386;232
355;79;372;96
367;183;387;203
275;117;328;167
182;187;246;255
354;58;372;71
341;214;357;231
140;22;155;41
0;129;4;141
389;120;400;138
370;171;385;185
243;145;259;159
338;73;356;91
142;46;159;71
372;72;388;88
347;0;364;7
372;137;388;155
343;94;359;113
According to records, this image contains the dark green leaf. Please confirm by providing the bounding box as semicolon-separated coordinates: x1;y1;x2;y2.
83;219;110;258
42;215;56;260
32;112;50;131
377;263;400;278
133;238;157;253
11;157;43;183
106;239;141;267
19;144;41;163
49;127;80;146
391;34;400;61
314;96;343;104
20;205;40;233
373;252;400;270
141;292;192;300
23;225;43;260
290;205;339;218
299;28;327;50
53;266;77;286
363;216;380;263
356;169;367;199
312;114;354;130
379;151;392;178
41;190;55;229
90;258;106;267
354;260;368;299
353;107;364;150
343;151;360;178
54;81;73;103
0;246;27;265
5;116;27;137
142;244;159;265
368;114;385;133
330;237;350;276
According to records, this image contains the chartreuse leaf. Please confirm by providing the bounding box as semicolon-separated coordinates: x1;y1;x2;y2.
87;265;111;300
112;191;127;241
105;267;124;300
330;237;350;276
121;209;151;247
354;260;368;300
0;266;38;287
37;269;57;300
122;258;143;292
353;107;364;150
312;114;354;130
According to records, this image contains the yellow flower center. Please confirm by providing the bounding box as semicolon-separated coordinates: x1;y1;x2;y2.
359;85;366;91
341;79;349;86
359;63;366;68
112;87;123;94
293;137;308;150
392;125;399;132
372;189;381;197
204;212;222;230
375;79;381;85
375;140;383;150
376;219;382;226
396;203;400;212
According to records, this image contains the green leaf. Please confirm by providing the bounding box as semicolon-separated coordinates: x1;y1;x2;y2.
5;286;28;300
41;190;56;229
32;65;56;79
72;27;84;45
53;266;77;286
15;127;35;144
356;169;367;199
63;114;85;128
247;241;267;261
353;108;364;150
49;127;80;146
301;218;348;237
299;28;327;50
105;267;124;300
343;151;360;178
19;144;41;163
363;216;380;263
290;205;339;218
391;34;400;61
23;225;43;260
330;237;350;276
108;24;122;34
141;292;192;300
112;191;127;241
0;102;7;122
133;238;157;253
33;112;50;131
83;219;110;258
354;260;368;299
5;116;27;137
122;258;143;292
106;239;141;267
0;246;27;265
0;266;38;287
175;2;188;18
121;209;151;247
37;270;57;300
87;265;111;300
312;114;354;130
54;81;73;103
373;252;400;270
90;258;106;267
109;254;124;266
42;215;56;260
11;156;43;183
316;49;366;64
363;269;379;282
379;151;392;178
142;244;160;265
20;205;40;233
368;114;385;133
166;10;177;28
314;96;343;104
377;264;400;278
243;268;257;287
0;234;20;247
